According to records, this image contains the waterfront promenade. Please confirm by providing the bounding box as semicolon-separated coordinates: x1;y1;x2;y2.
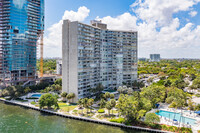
0;98;170;133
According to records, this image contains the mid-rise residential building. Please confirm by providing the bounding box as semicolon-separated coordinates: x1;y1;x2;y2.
150;54;160;62
0;0;44;84
62;20;137;101
56;59;62;75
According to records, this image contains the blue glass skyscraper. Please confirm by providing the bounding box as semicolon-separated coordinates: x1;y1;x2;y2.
0;0;44;83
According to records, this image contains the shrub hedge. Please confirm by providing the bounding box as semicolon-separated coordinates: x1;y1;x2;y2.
160;124;192;133
110;118;125;123
31;101;36;105
98;109;105;113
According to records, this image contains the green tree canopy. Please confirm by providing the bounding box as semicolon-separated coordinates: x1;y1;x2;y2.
145;113;160;123
141;85;166;107
166;87;187;109
39;93;58;109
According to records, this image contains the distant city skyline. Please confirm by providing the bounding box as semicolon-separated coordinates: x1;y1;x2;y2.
44;0;200;58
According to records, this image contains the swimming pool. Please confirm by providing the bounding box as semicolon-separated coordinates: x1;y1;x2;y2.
156;110;197;125
31;94;42;98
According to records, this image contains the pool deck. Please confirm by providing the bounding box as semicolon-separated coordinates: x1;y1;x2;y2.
0;98;170;133
160;108;200;121
155;105;200;133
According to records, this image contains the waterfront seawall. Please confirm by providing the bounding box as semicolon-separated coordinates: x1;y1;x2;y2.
0;99;170;133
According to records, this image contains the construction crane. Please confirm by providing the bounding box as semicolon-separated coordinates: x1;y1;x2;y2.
40;31;44;77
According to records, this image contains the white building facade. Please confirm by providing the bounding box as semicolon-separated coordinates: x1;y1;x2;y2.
62;20;138;101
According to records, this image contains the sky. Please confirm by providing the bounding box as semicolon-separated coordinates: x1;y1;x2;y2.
43;0;200;59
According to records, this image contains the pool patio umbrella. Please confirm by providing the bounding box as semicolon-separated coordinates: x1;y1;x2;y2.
194;111;200;115
173;119;178;125
155;104;160;108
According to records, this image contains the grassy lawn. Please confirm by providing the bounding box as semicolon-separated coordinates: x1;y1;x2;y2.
30;101;36;105
58;102;69;107
97;108;118;114
59;103;77;112
60;106;77;112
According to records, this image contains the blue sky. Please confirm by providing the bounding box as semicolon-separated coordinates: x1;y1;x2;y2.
45;0;134;30
44;0;200;58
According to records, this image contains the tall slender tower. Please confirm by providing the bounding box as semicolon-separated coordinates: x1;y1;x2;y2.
0;0;44;84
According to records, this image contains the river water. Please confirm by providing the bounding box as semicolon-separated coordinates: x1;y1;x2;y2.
0;102;148;133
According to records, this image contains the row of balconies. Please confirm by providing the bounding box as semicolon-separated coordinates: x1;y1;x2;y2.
28;14;40;19
29;0;41;7
0;20;9;24
0;6;10;10
27;19;40;26
27;7;40;13
27;11;40;17
0;1;11;4
28;16;40;21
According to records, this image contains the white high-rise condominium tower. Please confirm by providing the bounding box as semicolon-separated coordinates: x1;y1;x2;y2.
62;20;138;101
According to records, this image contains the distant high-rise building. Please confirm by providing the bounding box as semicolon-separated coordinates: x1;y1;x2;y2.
0;0;44;83
56;59;62;75
150;54;160;62
62;20;138;101
139;58;147;61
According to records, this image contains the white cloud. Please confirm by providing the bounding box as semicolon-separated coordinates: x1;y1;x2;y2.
96;13;137;31
44;6;90;57
96;0;200;58
44;0;200;58
131;0;199;26
189;11;198;17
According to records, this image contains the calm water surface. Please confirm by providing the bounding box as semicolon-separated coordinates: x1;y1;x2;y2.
0;102;148;133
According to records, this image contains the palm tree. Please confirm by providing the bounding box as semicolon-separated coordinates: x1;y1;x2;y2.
110;99;116;114
106;101;112;116
88;98;94;113
71;93;75;103
110;94;115;99
82;98;89;114
122;86;128;93
66;93;75;103
78;99;84;114
78;99;83;108
104;92;110;101
54;84;62;92
127;88;133;95
66;94;72;103
100;99;106;109
117;86;123;94
61;92;68;102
